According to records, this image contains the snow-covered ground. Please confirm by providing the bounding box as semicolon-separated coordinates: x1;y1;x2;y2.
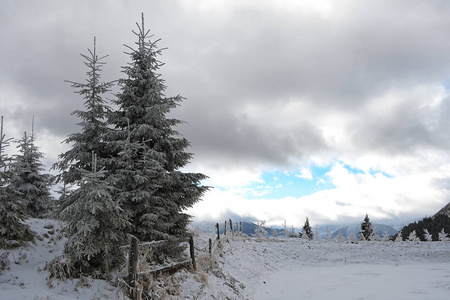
1;220;450;299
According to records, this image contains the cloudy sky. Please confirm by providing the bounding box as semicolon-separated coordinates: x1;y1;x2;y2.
2;0;450;227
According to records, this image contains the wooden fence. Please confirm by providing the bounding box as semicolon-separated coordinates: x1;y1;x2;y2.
120;236;196;300
215;219;243;240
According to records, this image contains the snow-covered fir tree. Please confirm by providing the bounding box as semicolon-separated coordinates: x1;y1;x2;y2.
302;217;313;240
60;153;129;273
10;130;53;218
438;228;449;241
326;226;331;241
408;230;419;242
282;220;288;238
369;229;381;241
270;227;278;237
288;225;297;238
314;224;320;241
382;229;390;241
347;232;357;243
107;15;208;242
359;232;366;241
423;229;433;242
360;214;374;240
335;230;345;243
395;230;403;242
0;117;34;248
53;37;114;187
254;221;268;238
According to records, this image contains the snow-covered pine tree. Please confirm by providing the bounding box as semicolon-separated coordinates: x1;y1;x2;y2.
10;129;53;218
107;14;208;242
438;228;449;241
395;230;403;242
423;229;433;242
60;153;129;273
53;37;114;187
347;232;357;243
302;217;313;240
0;117;34;248
282;220;288;238
360;213;374;241
326;226;331;241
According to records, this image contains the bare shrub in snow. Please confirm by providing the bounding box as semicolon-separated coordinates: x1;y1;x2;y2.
254;221;268;238
0;251;10;273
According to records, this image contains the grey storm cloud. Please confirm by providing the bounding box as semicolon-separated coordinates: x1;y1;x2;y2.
2;0;450;173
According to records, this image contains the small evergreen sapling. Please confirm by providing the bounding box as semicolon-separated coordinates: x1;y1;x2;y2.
382;229;390;241
423;229;433;242
335;230;345;243
408;230;419;242
438;228;449;241
395;230;403;242
0;117;34;248
347;232;357;243
10;129;53;218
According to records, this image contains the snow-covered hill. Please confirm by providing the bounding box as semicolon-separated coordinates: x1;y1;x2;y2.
1;219;450;299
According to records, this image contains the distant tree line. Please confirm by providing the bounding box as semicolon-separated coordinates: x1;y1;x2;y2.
394;214;450;241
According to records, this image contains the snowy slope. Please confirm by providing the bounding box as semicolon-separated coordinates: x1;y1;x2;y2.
1;220;450;299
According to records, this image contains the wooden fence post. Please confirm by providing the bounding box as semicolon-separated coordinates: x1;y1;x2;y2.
240;222;242;234
224;221;227;235
128;236;138;300
209;238;212;255
229;219;233;235
216;223;220;240
189;236;196;270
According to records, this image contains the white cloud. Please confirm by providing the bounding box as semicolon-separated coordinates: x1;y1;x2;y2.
296;168;313;180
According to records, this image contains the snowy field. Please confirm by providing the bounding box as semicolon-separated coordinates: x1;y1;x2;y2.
1;220;450;299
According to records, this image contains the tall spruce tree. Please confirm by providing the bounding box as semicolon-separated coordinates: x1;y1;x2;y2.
10;129;53;218
108;14;208;242
61;153;129;273
0;117;34;248
360;213;374;241
53;37;114;186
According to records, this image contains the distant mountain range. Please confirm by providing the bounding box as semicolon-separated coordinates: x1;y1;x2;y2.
190;220;398;239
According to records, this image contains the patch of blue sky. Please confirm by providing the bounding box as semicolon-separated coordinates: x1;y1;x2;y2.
342;163;394;178
243;165;336;200
239;162;395;199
